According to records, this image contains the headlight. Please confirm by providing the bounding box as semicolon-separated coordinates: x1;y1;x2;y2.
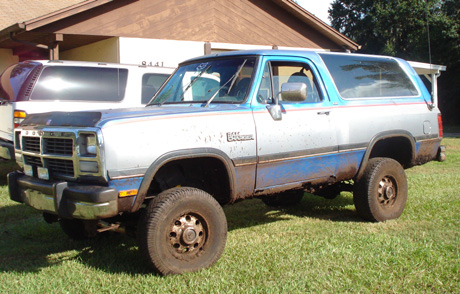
80;133;98;157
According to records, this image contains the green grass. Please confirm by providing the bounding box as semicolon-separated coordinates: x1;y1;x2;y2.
0;140;459;293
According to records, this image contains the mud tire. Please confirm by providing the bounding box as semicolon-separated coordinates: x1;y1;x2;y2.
138;187;227;275
261;190;304;207
59;219;98;240
353;157;407;222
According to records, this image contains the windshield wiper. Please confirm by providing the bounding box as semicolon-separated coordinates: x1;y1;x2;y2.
153;65;211;107
203;59;247;108
180;65;211;101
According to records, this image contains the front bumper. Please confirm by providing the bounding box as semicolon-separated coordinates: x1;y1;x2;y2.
8;171;118;220
0;139;14;160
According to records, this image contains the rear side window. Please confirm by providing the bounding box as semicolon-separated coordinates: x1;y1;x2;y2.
31;66;128;101
141;73;169;104
320;54;418;99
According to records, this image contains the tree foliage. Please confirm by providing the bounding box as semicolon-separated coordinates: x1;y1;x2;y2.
329;0;460;124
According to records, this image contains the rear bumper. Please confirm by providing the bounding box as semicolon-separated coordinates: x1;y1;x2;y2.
0;139;14;160
8;171;118;220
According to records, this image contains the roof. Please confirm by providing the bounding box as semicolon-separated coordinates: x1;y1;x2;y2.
0;0;85;29
0;0;360;52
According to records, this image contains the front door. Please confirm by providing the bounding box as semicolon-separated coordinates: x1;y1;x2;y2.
252;56;338;191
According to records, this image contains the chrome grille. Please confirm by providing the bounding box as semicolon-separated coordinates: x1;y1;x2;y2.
23;137;40;152
44;138;73;155
17;130;101;180
24;155;43;167
45;158;74;177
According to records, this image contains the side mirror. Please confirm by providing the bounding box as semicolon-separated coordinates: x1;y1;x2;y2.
280;82;307;102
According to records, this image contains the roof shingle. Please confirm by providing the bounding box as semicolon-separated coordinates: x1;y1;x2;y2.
0;0;84;29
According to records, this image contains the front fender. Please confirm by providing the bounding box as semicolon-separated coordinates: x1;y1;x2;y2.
130;148;237;212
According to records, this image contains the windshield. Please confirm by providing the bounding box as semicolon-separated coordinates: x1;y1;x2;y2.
151;57;256;105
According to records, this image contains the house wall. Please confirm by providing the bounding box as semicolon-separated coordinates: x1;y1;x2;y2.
0;49;19;74
39;0;341;50
60;38;119;62
118;38;204;68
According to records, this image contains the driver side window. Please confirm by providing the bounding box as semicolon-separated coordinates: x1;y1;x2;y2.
257;61;322;104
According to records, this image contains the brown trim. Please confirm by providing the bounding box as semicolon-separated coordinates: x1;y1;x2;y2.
0;0;115;44
204;41;212;55
271;0;360;51
23;0;115;31
0;23;25;43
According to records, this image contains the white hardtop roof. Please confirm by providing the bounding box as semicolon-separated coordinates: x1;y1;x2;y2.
408;61;446;75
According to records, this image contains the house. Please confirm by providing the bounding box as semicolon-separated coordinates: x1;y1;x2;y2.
0;0;360;72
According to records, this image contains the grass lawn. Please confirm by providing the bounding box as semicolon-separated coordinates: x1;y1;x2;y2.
0;139;459;293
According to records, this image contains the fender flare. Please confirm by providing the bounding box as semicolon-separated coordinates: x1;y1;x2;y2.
354;130;416;181
130;148;237;212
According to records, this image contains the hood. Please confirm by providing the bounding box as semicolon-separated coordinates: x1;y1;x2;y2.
20;104;248;128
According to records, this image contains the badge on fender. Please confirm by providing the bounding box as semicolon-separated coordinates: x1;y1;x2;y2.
227;132;254;142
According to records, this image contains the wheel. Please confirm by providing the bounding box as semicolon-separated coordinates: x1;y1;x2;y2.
353;157;408;222
261;190;304;207
59;218;98;240
138;187;227;275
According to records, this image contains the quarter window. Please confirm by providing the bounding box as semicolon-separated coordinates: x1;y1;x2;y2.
320;54;418;99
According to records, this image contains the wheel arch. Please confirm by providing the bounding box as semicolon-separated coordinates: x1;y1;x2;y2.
355;130;416;181
131;148;236;212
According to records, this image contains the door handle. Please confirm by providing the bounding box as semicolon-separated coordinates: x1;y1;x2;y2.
317;111;330;115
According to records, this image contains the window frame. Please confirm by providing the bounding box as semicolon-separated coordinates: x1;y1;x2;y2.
256;59;324;105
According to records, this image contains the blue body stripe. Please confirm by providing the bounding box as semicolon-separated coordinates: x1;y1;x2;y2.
256;149;365;189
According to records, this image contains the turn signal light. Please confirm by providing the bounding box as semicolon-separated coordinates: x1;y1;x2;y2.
13;110;27;128
119;189;138;197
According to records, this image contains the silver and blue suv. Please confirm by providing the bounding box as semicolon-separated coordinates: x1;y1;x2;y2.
8;50;445;275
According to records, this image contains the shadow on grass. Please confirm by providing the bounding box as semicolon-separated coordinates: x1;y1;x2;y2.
0;192;361;275
0;160;19;185
0;214;153;275
225;193;362;231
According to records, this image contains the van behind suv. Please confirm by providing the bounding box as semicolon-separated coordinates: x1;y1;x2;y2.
0;60;174;160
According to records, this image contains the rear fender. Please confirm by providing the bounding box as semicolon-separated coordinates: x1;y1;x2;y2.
355;130;416;181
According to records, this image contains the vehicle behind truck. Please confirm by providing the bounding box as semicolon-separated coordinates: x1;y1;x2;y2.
0;60;174;160
8;50;445;275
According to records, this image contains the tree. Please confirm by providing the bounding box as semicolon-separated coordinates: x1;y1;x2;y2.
329;0;460;124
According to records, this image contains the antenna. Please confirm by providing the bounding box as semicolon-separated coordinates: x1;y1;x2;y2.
425;1;432;71
425;0;435;109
